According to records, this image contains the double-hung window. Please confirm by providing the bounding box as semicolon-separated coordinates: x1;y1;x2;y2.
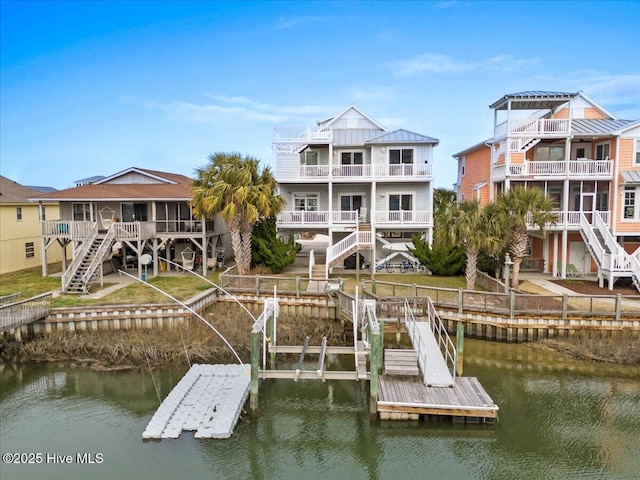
624;187;637;220
72;203;94;221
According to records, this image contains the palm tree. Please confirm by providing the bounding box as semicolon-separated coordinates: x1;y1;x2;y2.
446;200;500;291
191;152;284;275
494;186;556;288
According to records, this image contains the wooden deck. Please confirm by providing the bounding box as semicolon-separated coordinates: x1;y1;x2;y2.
378;376;498;421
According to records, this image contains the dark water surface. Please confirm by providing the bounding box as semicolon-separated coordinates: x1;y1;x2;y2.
1;339;639;480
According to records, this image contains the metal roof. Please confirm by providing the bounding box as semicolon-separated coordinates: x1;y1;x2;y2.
332;129;385;146
366;129;439;145
490;91;579;110
621;170;640;184
571;118;635;136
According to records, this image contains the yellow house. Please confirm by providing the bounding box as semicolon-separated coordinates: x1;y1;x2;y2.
0;176;63;274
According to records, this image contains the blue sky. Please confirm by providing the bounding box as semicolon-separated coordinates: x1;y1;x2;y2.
2;0;639;191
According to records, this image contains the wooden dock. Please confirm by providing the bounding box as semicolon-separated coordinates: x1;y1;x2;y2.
143;364;250;440
377;376;498;421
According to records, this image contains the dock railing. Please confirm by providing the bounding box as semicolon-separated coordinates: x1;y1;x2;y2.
403;299;456;383
0;293;53;333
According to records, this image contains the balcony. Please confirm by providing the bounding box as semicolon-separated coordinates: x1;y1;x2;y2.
494;118;570;139
273;126;331;143
493;159;612;180
375;210;432;226
532;210;610;230
375;163;432;179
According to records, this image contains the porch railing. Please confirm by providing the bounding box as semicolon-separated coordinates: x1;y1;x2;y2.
41;220;96;240
278;211;330;225
375;210;432;225
374;164;432;178
273;126;332;142
508;118;570;135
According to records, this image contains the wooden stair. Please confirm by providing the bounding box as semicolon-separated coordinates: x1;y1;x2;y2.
383;349;419;376
310;265;325;280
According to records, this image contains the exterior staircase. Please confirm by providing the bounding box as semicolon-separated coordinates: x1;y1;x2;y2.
579;212;640;292
325;224;373;274
62;223;117;294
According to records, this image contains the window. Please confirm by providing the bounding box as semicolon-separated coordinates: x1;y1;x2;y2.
341;152;363;165
576;148;586;159
635;140;640;165
535;145;565;162
72;203;94;221
16;207;22;221
389;194;412;211
624;187;637;219
293;193;318;211
460;157;466;177
300;150;318;166
389;149;413;164
25;242;35;258
40;206;46;221
596;142;610;160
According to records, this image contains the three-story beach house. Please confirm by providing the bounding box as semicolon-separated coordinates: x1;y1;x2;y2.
454;91;640;290
273;105;438;276
30;167;229;293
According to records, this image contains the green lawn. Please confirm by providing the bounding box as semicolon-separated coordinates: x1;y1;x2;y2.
1;264;466;307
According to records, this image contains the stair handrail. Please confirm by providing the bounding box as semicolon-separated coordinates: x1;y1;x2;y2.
594;211;625;256
61;222;99;292
308;249;315;279
80;223;117;293
631;255;640;291
579;213;605;267
326;230;359;265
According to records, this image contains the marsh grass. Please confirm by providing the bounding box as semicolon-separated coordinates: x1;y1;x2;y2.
9;303;346;367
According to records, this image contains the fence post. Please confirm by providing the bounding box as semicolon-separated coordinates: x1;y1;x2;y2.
562;294;568;321
255;276;260;296
250;328;260;413
615;294;621;323
369;326;381;417
295;276;300;298
412;284;417;308
456;323;464;377
458;289;463;314
509;291;515;321
372;278;376;295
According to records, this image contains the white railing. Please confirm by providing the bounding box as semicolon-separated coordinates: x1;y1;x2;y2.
273;126;331;142
594;212;624;257
631;256;640;290
308;249;315;280
374;164;432;178
61;223;99;292
278;210;330;225
299;165;330;177
113;221;155;240
375;210;432;225
332;164;372;178
81;224;117;293
326;230;372;267
568;159;612;176
404;299;456;385
508;118;570;135
41;220;96;240
332;210;358;224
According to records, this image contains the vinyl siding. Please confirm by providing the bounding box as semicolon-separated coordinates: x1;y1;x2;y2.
458;145;491;206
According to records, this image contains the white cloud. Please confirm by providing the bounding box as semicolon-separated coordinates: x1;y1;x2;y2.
391;53;540;76
350;86;398;102
144;97;343;126
275;16;324;29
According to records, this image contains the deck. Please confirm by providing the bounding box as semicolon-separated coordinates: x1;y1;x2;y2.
143;364;250;440
378;376;498;420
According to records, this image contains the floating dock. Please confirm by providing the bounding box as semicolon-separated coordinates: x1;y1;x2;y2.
143;364;250;440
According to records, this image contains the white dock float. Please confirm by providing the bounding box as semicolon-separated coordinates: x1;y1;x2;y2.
142;364;250;440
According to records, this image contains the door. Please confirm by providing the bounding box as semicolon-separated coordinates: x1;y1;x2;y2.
581;193;595;223
340;195;363;222
569;241;591;274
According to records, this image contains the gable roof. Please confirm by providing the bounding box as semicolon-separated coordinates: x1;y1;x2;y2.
317;105;386;130
29;168;193;202
0;176;56;204
366;129;439;145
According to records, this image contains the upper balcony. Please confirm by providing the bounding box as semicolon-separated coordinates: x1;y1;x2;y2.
273;126;332;144
41;219;215;241
281;163;432;183
494;118;570;140
492;159;613;181
277;209;432;228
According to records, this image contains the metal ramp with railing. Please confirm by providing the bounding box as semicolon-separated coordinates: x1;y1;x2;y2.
402;299;455;387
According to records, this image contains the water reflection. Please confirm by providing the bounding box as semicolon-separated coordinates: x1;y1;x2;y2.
0;339;639;480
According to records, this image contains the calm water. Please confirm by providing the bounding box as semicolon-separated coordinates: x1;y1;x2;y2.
1;340;639;480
